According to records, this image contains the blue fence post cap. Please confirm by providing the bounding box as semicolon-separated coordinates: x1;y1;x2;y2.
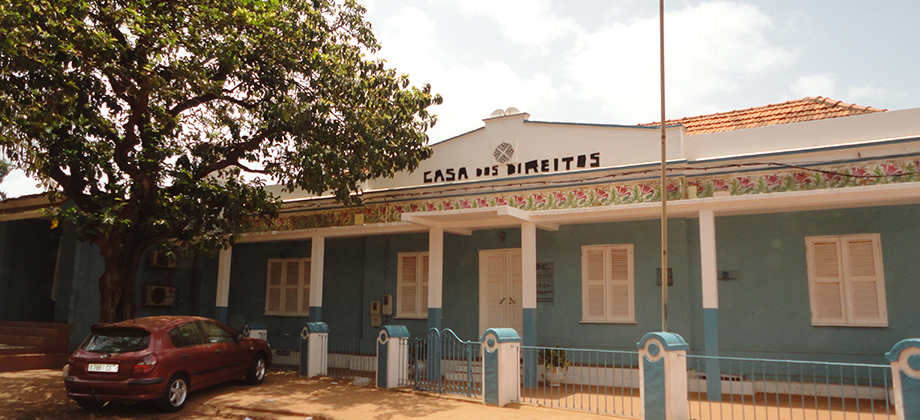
480;328;522;344
380;325;410;339
303;322;329;334
637;331;689;351
242;321;267;337
245;321;268;330
886;338;920;362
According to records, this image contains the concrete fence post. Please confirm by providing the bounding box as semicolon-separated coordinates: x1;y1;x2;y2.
376;325;410;389
481;328;521;407
886;338;920;420
299;322;328;378
638;332;689;420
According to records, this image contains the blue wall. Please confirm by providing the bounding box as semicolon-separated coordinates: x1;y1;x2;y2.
54;234;220;349
535;218;694;350
135;251;220;320
362;233;428;339
0;219;61;322
712;204;920;363
226;238;366;342
7;202;918;361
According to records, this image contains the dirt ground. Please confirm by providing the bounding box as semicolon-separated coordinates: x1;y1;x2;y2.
0;369;620;420
0;369;320;420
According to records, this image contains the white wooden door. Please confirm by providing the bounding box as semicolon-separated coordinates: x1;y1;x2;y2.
479;249;523;337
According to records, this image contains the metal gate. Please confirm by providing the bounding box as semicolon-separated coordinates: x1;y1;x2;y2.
403;328;482;398
684;354;895;420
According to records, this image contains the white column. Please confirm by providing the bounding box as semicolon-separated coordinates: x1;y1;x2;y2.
216;246;232;307
638;332;690;420
310;236;325;310
699;209;718;309
521;222;538;387
521;222;537;310
306;332;328;377
481;328;521;406
699;208;721;402
428;227;443;330
215;246;232;323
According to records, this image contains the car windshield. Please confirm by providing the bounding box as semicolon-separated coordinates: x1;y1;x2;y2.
82;328;151;353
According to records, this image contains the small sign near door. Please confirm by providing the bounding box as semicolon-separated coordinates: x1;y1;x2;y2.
537;262;554;304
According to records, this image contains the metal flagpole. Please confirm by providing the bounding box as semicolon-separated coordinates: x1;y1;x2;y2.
659;0;669;332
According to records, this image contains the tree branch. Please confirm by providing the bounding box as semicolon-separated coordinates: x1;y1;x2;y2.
168;92;218;117
46;165;98;213
238;162;270;174
192;129;278;180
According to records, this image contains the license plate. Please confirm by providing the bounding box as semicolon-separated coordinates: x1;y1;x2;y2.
88;363;119;373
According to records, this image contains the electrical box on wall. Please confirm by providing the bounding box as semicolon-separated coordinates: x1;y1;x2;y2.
655;268;674;287
381;294;393;316
719;270;741;281
142;285;176;306
370;301;381;328
148;250;177;269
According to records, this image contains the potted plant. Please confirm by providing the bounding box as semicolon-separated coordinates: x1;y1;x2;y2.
538;346;570;386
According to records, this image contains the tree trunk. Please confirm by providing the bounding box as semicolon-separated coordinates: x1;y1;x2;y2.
97;236;145;323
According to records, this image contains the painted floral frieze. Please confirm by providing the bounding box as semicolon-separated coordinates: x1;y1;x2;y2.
243;157;920;233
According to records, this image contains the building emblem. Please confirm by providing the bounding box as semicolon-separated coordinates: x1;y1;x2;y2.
493;142;515;163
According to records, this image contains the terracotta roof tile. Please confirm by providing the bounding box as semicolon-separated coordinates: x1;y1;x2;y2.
641;96;886;135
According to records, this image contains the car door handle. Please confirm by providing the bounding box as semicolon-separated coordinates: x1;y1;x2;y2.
182;354;189;359
215;349;222;354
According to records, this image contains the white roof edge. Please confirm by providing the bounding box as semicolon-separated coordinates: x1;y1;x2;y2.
685;107;920;161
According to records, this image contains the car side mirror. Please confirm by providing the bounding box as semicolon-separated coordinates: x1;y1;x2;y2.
234;334;243;343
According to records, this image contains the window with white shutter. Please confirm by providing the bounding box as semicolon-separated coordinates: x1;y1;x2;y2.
397;252;429;319
582;244;635;323
264;258;311;317
806;234;887;327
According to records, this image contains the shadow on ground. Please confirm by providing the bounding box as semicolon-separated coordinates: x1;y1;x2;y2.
0;369;475;420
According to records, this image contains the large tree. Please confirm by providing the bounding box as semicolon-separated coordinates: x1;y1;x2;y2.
0;0;440;322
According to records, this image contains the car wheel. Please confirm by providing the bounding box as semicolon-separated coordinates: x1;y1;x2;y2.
159;374;189;412
246;355;266;385
76;399;104;411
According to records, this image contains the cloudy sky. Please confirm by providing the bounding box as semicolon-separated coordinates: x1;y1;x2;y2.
3;0;919;197
362;0;920;140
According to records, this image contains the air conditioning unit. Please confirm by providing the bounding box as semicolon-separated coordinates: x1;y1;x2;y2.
142;285;176;306
148;250;177;269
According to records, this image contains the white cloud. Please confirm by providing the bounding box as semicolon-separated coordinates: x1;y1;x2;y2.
371;7;441;71
425;62;559;140
565;1;798;123
367;1;801;137
790;74;837;98
433;0;582;54
842;84;888;108
369;5;560;141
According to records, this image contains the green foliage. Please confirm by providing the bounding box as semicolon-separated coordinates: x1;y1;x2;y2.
0;0;440;320
0;158;8;199
537;346;570;370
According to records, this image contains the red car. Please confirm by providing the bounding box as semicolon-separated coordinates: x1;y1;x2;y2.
63;316;271;412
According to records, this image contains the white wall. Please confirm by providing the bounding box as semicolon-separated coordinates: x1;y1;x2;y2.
369;112;684;190
684;107;920;161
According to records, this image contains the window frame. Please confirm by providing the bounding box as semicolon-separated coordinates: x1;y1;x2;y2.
396;251;429;319
581;244;636;324
805;233;888;327
198;320;236;343
264;258;312;317
168;322;206;349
